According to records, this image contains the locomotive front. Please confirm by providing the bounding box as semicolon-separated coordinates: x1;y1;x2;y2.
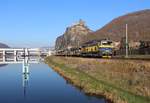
98;40;113;58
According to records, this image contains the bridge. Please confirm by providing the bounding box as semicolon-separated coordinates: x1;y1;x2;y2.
0;48;41;56
0;48;51;63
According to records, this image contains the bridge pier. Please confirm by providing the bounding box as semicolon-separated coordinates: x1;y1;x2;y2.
14;50;17;56
25;48;29;56
14;50;17;62
3;50;5;62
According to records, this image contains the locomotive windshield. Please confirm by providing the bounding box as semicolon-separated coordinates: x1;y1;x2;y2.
101;41;112;45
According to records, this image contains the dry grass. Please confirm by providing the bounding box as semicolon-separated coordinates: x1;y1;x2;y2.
45;56;150;103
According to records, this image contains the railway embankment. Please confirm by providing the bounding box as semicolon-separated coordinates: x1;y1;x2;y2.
45;56;150;103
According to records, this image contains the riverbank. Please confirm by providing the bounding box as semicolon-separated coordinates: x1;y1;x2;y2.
45;56;150;103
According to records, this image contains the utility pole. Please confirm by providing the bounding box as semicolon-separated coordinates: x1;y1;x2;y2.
125;24;128;58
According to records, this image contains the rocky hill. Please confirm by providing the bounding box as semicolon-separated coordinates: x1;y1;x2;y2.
55;20;92;50
85;9;150;42
55;9;150;50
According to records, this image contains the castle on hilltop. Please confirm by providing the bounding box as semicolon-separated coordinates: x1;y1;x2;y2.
55;19;92;50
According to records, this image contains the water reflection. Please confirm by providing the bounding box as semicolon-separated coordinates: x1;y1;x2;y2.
22;57;30;98
0;55;107;103
22;72;29;98
0;64;7;67
0;55;42;99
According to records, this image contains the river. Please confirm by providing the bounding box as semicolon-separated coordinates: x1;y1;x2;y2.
0;56;108;103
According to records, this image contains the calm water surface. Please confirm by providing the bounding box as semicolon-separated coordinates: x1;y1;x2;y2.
0;60;107;103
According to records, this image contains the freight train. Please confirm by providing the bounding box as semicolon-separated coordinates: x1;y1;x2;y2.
55;39;114;58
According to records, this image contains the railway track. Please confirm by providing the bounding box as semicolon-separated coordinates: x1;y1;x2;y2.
55;55;150;61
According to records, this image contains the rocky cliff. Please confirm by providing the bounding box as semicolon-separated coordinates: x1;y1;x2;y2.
85;9;150;42
55;20;92;50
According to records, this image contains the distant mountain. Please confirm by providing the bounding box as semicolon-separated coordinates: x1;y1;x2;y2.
0;43;9;58
0;43;9;48
85;9;150;42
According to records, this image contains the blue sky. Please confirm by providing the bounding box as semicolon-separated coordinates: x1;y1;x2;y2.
0;0;149;47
